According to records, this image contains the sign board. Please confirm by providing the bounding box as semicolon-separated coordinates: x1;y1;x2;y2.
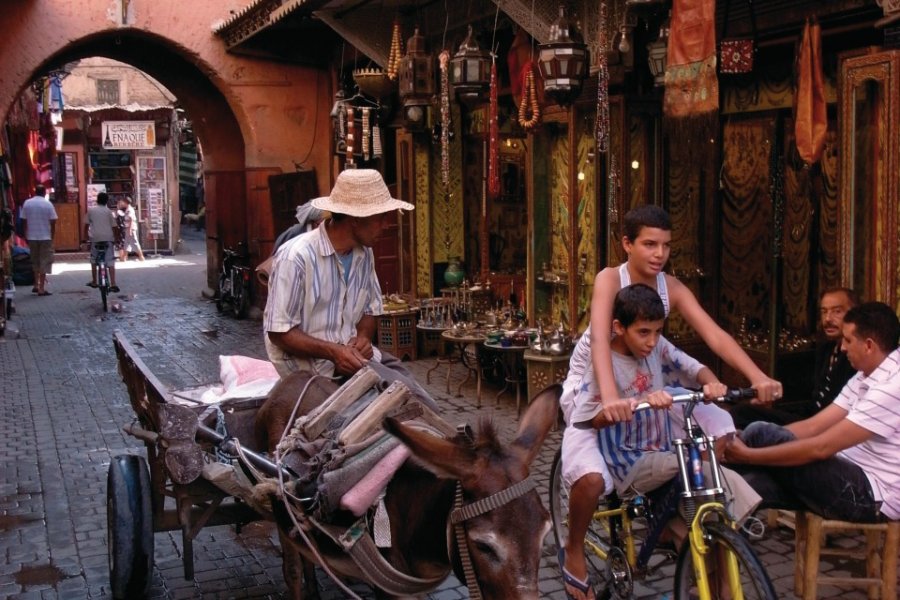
146;187;165;235
86;184;107;206
102;121;156;150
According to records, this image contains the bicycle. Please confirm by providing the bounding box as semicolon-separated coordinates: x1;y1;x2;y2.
93;241;112;313
216;242;251;319
549;387;777;600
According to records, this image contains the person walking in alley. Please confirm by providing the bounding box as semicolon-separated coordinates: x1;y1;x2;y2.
117;196;145;261
20;184;57;296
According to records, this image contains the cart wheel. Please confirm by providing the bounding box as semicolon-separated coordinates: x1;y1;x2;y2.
107;454;154;599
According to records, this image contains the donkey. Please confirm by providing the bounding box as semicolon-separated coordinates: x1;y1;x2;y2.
254;371;560;599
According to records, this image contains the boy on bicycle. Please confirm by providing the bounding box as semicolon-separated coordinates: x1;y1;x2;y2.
559;284;760;599
558;205;778;596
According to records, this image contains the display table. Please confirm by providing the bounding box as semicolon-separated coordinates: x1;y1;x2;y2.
523;349;571;402
483;341;528;414
417;324;453;391
377;309;417;361
416;322;450;358
442;330;487;406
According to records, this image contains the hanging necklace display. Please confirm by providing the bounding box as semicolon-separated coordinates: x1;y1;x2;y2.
362;107;371;161
488;59;501;199
346;105;356;167
372;124;382;158
387;20;403;81
608;155;619;223
518;70;540;130
439;49;451;190
596;2;610;153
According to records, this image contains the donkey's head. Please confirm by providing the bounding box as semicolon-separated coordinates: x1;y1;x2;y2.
384;384;561;599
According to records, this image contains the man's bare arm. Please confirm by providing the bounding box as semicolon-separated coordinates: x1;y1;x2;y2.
726;418;872;466
268;327;367;375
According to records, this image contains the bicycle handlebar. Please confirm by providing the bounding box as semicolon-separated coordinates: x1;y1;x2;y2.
632;387;756;412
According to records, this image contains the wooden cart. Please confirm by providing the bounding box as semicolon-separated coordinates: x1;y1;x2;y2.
110;330;283;599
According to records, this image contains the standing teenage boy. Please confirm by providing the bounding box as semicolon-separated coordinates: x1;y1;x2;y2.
558;205;780;590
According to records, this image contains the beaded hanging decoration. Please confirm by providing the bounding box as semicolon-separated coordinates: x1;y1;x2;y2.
373;125;382;158
608;155;619;222
362;107;371;161
488;60;501;200
518;70;540;130
346;105;356;167
596;2;610;153
387;21;403;81
439;49;451;190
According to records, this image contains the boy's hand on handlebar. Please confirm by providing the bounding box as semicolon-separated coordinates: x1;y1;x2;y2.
750;377;783;404
598;396;634;424
701;382;728;402
637;389;672;410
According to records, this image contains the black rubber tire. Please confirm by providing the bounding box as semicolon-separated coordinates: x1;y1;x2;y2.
673;520;776;600
107;454;154;599
216;273;229;312
232;280;249;319
100;285;108;313
548;448;612;597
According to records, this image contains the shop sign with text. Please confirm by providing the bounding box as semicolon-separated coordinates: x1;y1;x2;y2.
102;121;156;150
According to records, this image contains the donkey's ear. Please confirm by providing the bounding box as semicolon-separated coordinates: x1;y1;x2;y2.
509;384;561;467
384;417;478;482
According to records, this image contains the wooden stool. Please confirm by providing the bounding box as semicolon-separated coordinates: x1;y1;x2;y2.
794;511;899;600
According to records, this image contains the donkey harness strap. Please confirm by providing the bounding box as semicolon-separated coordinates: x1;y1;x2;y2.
450;477;536;524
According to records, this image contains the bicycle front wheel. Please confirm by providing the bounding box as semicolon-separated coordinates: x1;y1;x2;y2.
673;521;776;600
548;448;613;596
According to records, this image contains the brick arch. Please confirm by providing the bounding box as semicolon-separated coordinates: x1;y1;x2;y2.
0;2;334;289
32;30;245;172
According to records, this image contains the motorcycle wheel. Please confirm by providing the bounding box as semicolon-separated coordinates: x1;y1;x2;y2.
232;279;249;319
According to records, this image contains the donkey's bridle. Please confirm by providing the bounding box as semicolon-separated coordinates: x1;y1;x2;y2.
450;477;538;600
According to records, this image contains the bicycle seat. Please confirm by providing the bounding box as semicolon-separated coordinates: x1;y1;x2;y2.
94;241;110;250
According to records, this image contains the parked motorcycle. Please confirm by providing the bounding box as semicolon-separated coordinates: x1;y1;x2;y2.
216;242;251;319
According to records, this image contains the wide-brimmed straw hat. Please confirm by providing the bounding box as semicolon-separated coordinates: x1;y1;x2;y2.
311;169;414;217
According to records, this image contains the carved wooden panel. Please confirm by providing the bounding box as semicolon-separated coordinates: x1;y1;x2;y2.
818;129;840;290
719;117;776;333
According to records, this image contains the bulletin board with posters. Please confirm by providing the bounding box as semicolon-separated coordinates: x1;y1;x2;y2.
136;155;167;248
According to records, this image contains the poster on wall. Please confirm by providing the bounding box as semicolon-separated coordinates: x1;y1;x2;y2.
146;187;164;235
87;184;107;206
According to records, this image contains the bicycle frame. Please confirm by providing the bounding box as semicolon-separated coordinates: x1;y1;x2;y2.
571;388;769;599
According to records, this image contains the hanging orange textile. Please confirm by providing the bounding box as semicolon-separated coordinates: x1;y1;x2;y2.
794;18;826;166
663;0;718;119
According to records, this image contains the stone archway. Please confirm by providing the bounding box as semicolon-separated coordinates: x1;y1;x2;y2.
0;1;334;289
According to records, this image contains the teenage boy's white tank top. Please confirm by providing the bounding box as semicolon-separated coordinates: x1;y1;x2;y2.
618;263;670;316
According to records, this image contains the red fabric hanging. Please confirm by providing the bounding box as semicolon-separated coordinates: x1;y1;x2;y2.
794;18;826;166
663;0;718;119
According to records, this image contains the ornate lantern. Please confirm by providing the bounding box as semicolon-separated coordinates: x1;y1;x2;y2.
449;25;491;106
399;27;436;130
538;5;589;107
646;18;670;86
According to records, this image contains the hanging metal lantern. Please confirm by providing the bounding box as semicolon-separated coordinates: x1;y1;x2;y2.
538;5;589;107
399;26;436;129
646;18;670;86
449;25;491;106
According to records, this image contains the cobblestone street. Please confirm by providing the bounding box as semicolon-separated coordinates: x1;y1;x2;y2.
0;230;894;599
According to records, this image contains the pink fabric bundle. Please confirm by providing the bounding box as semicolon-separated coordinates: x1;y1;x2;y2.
340;444;411;516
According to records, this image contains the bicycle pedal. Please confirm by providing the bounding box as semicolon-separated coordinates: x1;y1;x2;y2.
740;516;766;541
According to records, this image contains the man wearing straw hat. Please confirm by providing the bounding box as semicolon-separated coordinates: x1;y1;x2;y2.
263;169;424;389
